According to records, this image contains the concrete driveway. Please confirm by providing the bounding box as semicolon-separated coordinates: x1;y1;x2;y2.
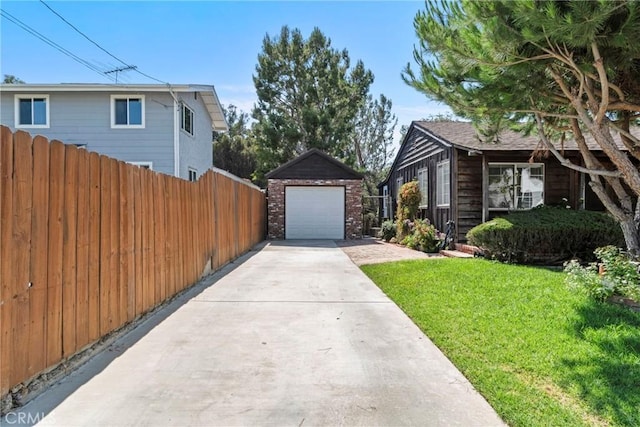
20;240;504;426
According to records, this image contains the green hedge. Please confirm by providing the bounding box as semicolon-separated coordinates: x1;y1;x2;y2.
466;206;624;264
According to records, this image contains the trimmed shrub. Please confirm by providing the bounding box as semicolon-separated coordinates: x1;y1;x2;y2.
466;206;624;264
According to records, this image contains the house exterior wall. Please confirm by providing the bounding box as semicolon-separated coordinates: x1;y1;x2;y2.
178;92;213;180
455;150;589;241
267;179;362;239
454;150;483;241
386;127;453;233
1;90;177;175
382;122;613;243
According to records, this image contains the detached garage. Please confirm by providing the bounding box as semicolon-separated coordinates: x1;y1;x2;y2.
266;149;363;240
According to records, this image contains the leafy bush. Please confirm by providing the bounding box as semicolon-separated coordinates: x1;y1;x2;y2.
466;206;624;264
396;181;421;239
401;233;418;249
412;218;441;253
380;220;396;242
565;246;640;302
397;218;442;253
398;219;413;239
397;181;421;219
363;212;378;235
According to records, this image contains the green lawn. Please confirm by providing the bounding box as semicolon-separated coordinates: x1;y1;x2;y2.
361;259;640;427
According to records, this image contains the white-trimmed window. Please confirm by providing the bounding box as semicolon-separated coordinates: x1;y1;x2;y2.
417;167;428;208
129;161;153;170
396;177;403;200
15;95;49;128
188;168;197;182
436;160;450;207
488;163;544;210
382;186;389;218
111;95;145;128
181;103;194;136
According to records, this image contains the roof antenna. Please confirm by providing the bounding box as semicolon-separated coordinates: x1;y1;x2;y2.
105;65;137;83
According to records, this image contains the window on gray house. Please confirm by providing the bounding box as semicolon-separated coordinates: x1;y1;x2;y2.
181;103;194;135
111;95;144;127
15;95;49;127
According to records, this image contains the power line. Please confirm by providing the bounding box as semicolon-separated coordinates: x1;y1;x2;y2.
105;65;137;83
39;0;131;67
38;0;168;84
0;10;115;82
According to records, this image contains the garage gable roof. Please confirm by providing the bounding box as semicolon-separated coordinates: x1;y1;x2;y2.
265;149;363;180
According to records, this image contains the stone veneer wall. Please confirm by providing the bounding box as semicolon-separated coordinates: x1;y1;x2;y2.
267;179;362;240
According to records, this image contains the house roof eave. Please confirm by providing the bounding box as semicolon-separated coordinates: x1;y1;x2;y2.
265;148;364;180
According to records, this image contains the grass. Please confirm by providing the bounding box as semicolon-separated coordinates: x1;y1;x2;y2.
361;258;640;427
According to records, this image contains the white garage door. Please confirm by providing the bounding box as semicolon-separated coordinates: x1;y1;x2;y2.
285;186;345;239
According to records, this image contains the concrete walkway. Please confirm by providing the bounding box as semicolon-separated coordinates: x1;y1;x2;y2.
21;241;504;426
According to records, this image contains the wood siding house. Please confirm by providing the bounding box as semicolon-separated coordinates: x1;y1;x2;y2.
0;83;227;180
379;121;614;242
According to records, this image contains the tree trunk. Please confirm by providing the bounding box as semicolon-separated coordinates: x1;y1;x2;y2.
619;217;640;258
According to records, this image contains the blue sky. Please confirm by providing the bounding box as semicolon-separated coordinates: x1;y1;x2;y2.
1;0;452;142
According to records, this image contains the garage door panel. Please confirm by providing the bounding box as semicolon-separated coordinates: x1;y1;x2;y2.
285;187;344;239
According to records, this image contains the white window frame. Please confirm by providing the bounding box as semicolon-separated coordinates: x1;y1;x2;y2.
129;161;153;170
14;94;50;128
180;103;195;136
436;160;450;207
417;167;428;208
382;186;389;218
111;95;145;129
488;162;545;211
396;177;403;200
188;168;198;182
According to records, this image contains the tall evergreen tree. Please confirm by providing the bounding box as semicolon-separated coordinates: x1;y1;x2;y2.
403;0;640;254
252;26;373;179
353;93;397;198
213;105;257;180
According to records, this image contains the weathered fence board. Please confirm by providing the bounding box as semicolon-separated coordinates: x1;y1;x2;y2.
0;127;265;397
0;127;14;393
29;136;50;377
75;148;90;352
62;145;78;358
12;132;33;386
87;152;101;343
46;141;65;367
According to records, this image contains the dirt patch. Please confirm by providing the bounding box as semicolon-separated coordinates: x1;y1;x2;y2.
336;238;443;266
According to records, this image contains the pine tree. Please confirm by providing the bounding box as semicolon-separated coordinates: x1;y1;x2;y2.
213;105;257;180
403;0;640;254
252;26;373;179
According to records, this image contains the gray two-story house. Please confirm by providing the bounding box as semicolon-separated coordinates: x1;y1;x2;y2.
0;83;227;180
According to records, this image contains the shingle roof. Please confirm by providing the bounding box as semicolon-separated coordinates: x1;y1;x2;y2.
265;148;363;180
414;121;634;152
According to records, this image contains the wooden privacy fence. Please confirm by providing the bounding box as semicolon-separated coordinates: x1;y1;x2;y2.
0;126;266;396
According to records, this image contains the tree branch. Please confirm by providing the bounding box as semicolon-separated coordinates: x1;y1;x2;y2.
591;42;609;124
534;114;621;177
570;118;634;213
608;102;640;112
